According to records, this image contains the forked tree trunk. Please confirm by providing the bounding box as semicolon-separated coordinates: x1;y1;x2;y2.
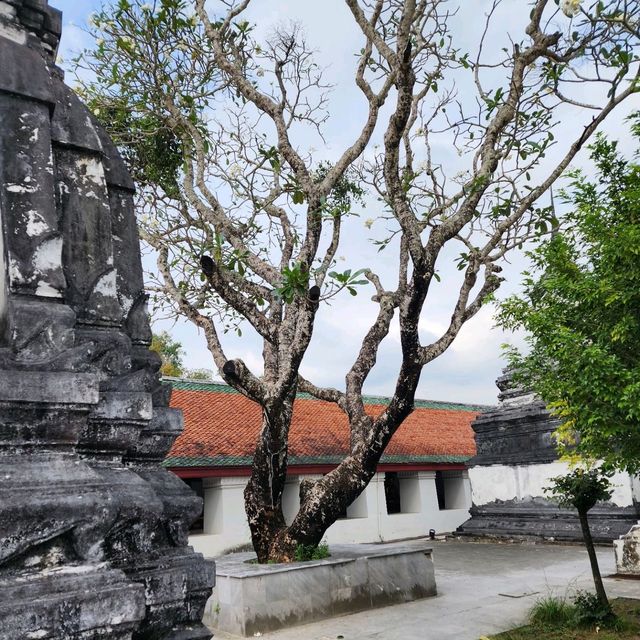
251;451;381;562
276;451;379;554
577;508;610;610
244;351;422;562
245;391;417;562
246;429;379;563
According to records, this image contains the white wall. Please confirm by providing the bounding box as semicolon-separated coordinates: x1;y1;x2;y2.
469;461;637;507
631;475;640;503
188;470;472;558
189;476;251;558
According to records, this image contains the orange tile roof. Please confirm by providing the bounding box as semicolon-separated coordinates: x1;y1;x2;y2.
164;380;481;468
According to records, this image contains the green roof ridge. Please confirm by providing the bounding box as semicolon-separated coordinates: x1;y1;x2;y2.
165;377;489;412
164;453;472;468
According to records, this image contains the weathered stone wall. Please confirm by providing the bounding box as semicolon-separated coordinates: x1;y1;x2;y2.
458;372;640;542
0;2;214;637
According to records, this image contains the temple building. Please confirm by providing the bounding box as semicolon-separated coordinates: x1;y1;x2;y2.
163;378;483;557
164;372;640;558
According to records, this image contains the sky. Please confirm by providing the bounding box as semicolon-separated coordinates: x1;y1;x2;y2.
54;0;640;405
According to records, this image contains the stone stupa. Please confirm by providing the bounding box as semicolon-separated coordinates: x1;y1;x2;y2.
0;1;215;637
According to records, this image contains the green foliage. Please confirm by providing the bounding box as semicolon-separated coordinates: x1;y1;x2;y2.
327;268;369;297
150;331;184;377
573;591;616;628
77;0;223;197
545;467;613;514
294;541;330;562
273;262;310;304
529;596;575;628
545;467;613;613
150;335;213;379
497;121;640;473
313;161;366;218
527;593;619;633
490;597;640;639
184;368;214;380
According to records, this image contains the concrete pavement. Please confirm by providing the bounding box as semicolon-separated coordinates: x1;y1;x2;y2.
209;539;640;639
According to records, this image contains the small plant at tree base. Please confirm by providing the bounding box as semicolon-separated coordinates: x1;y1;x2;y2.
572;590;616;628
545;467;614;614
294;541;330;562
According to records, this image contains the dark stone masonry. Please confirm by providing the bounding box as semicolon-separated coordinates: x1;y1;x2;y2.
0;2;214;637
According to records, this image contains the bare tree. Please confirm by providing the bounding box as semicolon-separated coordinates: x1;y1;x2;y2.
78;0;639;561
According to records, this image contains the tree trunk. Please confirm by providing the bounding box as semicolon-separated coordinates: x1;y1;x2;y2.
286;454;377;545
245;371;419;563
244;398;293;563
577;508;610;610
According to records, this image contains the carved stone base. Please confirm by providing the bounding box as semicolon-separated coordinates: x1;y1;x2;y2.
0;566;145;639
458;499;640;543
130;549;215;640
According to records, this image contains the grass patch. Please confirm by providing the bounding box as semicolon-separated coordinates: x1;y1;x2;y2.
489;597;640;640
294;541;330;561
244;540;331;564
529;596;575;627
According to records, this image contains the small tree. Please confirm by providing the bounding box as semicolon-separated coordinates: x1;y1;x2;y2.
77;0;639;561
150;330;185;377
545;467;614;612
185;368;215;380
498;122;640;474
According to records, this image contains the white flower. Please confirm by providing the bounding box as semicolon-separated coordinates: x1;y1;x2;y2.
96;38;105;46
141;3;152;10
364;218;374;229
228;163;241;178
93;108;101;116
561;0;582;17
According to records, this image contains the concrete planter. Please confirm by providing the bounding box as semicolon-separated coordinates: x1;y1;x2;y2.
204;541;436;636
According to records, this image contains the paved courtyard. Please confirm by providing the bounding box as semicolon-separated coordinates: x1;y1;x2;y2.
210;539;640;639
